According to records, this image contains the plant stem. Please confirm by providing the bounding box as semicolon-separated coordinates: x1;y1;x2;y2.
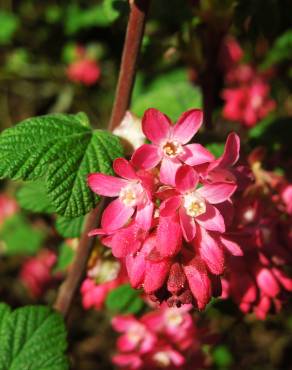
54;0;151;319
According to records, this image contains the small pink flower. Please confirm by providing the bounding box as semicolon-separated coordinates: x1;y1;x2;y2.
67;59;101;86
132;108;214;185
19;249;57;298
88;158;154;232
218;36;243;72
0;194;18;226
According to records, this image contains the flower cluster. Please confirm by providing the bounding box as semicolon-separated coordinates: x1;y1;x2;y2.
88;108;242;310
220;37;276;128
222;150;292;319
81;244;127;310
112;305;210;369
66;45;101;86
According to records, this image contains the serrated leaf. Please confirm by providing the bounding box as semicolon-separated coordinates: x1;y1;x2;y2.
16;180;55;214
0;113;123;217
132;69;202;121
0;303;11;334
0;214;45;256
55;215;85;238
54;243;75;273
0;304;69;370
106;284;144;314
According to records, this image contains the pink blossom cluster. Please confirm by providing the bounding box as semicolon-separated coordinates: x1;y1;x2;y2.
66;45;101;86
219;38;276;128
112;305;209;369
222;151;292;319
88;108;242;310
81;247;127;310
19;248;58;298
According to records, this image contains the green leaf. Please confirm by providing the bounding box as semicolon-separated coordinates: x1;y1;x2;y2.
0;112;123;217
212;345;233;368
0;304;69;370
132;69;202;121
205;143;225;158
0;11;19;45
106;284;144;314
16;180;55;214
54;243;75;273
103;0;129;23
0;214;45;256
0;304;11;334
55;215;85;238
261;29;292;68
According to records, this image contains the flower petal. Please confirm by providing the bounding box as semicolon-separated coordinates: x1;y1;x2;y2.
197;182;237;204
180;143;215;166
142;108;171;144
183;256;211;310
88;173;127;196
101;199;134;231
179;208;196;242
126;253;145;289
136;202;154;231
112;315;136;332
131;144;161;169
113;158;138;180
220;235;243;256
160;196;181;217
159;157;181;186
208;132;240;171
156;215;182;257
196;226;225;274
144;259;171;293
175;165;198;193
195;204;225;233
172;109;203;144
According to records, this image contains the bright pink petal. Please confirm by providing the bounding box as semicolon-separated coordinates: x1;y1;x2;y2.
179;208;196;242
256;268;280;298
195;204;225;233
208;132;240;171
126;253;145;288
142;108;171;144
87;173;127;196
101;199;134;231
112;315;136;332
180;143;215;166
136;202;154;231
220;235;243;256
156;215;182;257
131;144;161;169
196;226;225;274
144;259;171;293
109;224;142;258
175;165;199;193
197;182;237;204
172;109;203;144
160;196;181;217
159;157;181;186
112;354;142;369
183;256;211;310
88;228;107;237
113;158;138;180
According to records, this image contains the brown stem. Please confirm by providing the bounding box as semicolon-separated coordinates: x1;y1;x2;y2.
54;0;151;319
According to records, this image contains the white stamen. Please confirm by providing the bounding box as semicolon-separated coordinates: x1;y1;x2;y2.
183;191;206;217
153;352;171;367
162;140;183;158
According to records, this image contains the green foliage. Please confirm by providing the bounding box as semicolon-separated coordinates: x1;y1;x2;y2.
54;242;75;273
0;214;45;256
0;303;69;370
261;30;292;69
205;143;225;158
212;345;233;368
0;11;19;45
55;215;85;238
106;284;144;314
132;69;202;121
103;0;129;23
0;112;123;217
16;180;55;214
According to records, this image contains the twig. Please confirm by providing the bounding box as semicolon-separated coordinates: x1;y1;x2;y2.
54;0;151;319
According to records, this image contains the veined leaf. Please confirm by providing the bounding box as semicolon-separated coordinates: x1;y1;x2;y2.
106;284;144;314
54;242;75;273
16;180;55;214
0;113;123;217
55;215;85;238
0;304;69;370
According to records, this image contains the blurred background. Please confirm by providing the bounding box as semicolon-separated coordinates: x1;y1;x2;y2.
0;1;292;369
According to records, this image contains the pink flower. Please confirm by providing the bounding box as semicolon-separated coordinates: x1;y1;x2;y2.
67;59;101;86
160;165;236;242
88;158;154;232
112;305;210;370
132;108;214;185
218;36;243;72
81;259;127;310
19;249;57;298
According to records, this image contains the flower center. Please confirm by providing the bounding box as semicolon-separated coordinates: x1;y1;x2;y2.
89;260;120;283
119;184;141;206
183;192;206;217
153;352;171;367
127;324;145;345
162;141;183;158
165;310;183;327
